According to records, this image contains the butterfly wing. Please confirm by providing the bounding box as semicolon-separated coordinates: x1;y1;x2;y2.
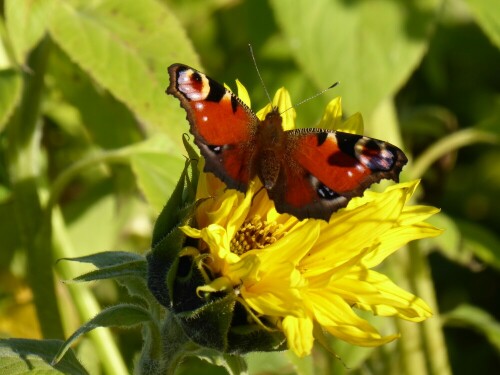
268;130;408;220
167;64;258;191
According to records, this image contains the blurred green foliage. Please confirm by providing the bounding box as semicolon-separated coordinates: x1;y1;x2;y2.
0;0;499;374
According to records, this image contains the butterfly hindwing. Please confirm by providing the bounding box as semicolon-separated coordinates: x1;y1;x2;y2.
167;64;258;191
268;130;408;220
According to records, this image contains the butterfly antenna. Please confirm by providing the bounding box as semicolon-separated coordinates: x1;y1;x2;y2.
248;44;273;106
280;81;339;115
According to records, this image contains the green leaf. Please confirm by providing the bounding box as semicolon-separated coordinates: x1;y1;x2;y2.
443;304;500;352
44;46;143;149
270;0;439;117
0;338;89;375
464;0;500;49
0;69;22;131
48;0;200;146
53;304;153;364
129;136;185;214
150;158;194;247
4;0;54;63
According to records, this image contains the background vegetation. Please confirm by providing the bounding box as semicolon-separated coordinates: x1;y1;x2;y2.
0;0;499;374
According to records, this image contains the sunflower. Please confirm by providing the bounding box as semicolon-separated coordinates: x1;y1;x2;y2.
179;85;441;357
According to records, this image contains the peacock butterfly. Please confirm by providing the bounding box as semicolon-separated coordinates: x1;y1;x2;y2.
167;63;408;221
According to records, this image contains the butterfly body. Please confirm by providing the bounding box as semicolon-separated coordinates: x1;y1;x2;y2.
167;63;408;221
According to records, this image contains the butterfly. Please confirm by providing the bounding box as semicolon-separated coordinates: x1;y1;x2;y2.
167;64;408;221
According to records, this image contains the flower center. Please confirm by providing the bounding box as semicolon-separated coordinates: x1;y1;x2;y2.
230;215;286;255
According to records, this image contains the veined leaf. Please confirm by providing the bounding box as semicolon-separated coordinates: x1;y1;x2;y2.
48;0;200;149
5;0;54;63
131;151;185;214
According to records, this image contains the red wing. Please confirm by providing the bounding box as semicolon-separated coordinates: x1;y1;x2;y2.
167;64;258;191
268;130;407;221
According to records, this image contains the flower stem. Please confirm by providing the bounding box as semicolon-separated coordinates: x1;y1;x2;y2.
371;98;451;375
390;248;429;375
408;242;452;375
52;207;129;375
46;147;132;212
6;36;64;339
410;128;497;180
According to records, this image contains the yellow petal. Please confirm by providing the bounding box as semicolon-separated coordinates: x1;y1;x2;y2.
317;97;343;131
306;186;407;271
256;87;296;131
198;224;240;265
282;316;314;357
362;223;442;268
256;219;319;271
235;79;251;107
334;269;433;321
399;205;441;226
340;112;364;135
179;225;202;239
227;253;261;284
241;263;305;317
197;277;234;294
309;292;399;346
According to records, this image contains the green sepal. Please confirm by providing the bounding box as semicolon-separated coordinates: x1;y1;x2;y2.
147;137;202;309
182;133;200;203
151;158;192;248
176;294;236;352
147;226;189;308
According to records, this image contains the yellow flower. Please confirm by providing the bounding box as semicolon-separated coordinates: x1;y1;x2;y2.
180;86;441;357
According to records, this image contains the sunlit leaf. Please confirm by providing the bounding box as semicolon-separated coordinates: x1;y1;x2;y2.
44;46;143;149
131;152;185;214
0;338;89;375
270;0;439;118
0;69;22;131
48;0;200;150
464;0;500;49
4;0;53;63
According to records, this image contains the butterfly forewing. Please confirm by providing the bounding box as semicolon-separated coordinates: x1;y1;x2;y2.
167;64;259;191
